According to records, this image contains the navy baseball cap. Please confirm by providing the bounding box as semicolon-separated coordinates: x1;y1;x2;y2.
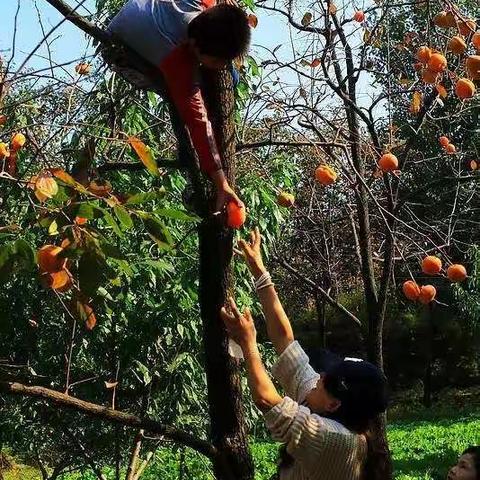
306;348;389;421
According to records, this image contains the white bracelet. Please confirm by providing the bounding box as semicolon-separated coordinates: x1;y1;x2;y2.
254;271;270;290
257;281;274;291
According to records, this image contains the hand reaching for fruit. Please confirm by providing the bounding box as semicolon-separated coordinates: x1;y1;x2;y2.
236;227;266;280
220;297;257;348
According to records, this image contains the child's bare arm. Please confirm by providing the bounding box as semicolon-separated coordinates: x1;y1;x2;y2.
238;228;294;355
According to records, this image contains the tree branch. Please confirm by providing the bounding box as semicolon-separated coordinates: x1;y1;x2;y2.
97;159;180;174
274;258;362;326
43;0;111;44
0;382;217;460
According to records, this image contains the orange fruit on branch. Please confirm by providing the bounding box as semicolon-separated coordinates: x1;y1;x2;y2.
447;264;467;282
75;217;88;225
353;10;365;22
378;153;399;172
11;133;26;151
422;255;442;275
422;68;439;84
42;269;73;292
277;192;295;208
75;63;91;75
416;46;432;63
315;165;338;185
37;245;67;273
448;35;467;55
433;11;456;28
473;32;480;50
0;142;10;158
419;285;437;304
458;19;476;37
439;136;450;148
446;143;457;154
455;78;476;99
428;53;447;73
403;280;421;301
226;201;246;229
468;159;478;171
466;55;480;80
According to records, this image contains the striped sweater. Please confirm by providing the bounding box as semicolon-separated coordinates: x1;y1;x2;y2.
264;341;367;480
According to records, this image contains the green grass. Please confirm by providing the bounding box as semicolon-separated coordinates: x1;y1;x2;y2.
3;409;480;480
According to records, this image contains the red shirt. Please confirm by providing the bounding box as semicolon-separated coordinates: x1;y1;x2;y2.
159;44;222;176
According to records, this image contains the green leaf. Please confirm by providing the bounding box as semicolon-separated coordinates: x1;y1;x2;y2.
143;217;174;250
166;352;190;373
0;244;14;283
155;208;200;223
133;360;152;385
78;251;114;297
114;206;134;230
143;259;175;273
96;208;123;237
125;187;166;205
13;239;35;267
73;202;103;220
100;243;126;260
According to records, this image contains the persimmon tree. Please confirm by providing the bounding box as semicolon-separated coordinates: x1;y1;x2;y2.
237;0;479;475
0;1;296;479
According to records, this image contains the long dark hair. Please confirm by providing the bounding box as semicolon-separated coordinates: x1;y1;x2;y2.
277;410;387;480
277;348;389;480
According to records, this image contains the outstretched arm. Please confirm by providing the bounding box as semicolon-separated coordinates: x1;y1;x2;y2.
238;228;294;355
221;298;282;412
160;46;242;212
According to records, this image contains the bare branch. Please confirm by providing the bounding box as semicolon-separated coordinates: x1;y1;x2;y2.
0;382;217;460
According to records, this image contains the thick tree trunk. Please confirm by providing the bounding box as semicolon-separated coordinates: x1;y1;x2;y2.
197;68;254;480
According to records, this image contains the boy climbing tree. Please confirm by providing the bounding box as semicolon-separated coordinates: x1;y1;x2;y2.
107;0;251;211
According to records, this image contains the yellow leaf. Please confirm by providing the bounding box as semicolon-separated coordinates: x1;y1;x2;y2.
363;29;371;43
436;84;448;98
410;91;423;114
51;168;77;186
36;173;59;199
128;137;159;176
329;3;337;15
48;220;59;236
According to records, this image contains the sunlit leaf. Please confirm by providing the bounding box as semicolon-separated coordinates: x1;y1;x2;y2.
114;206;134;230
410;91;423;114
128;137;159;176
36;173;58;199
51;168;77;187
436;84;448;98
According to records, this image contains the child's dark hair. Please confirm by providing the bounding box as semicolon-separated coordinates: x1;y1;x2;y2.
188;5;251;60
463;446;480;479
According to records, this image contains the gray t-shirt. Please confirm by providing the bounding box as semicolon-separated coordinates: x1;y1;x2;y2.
107;0;205;66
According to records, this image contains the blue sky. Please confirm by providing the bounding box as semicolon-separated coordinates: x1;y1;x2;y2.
0;0;379;112
0;0;290;72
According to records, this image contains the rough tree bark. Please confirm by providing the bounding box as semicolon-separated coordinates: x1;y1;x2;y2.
197;68;254;480
12;2;255;479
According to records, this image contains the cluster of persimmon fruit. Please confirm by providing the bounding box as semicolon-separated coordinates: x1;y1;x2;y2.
414;11;479;99
0;130;27;175
403;255;467;305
